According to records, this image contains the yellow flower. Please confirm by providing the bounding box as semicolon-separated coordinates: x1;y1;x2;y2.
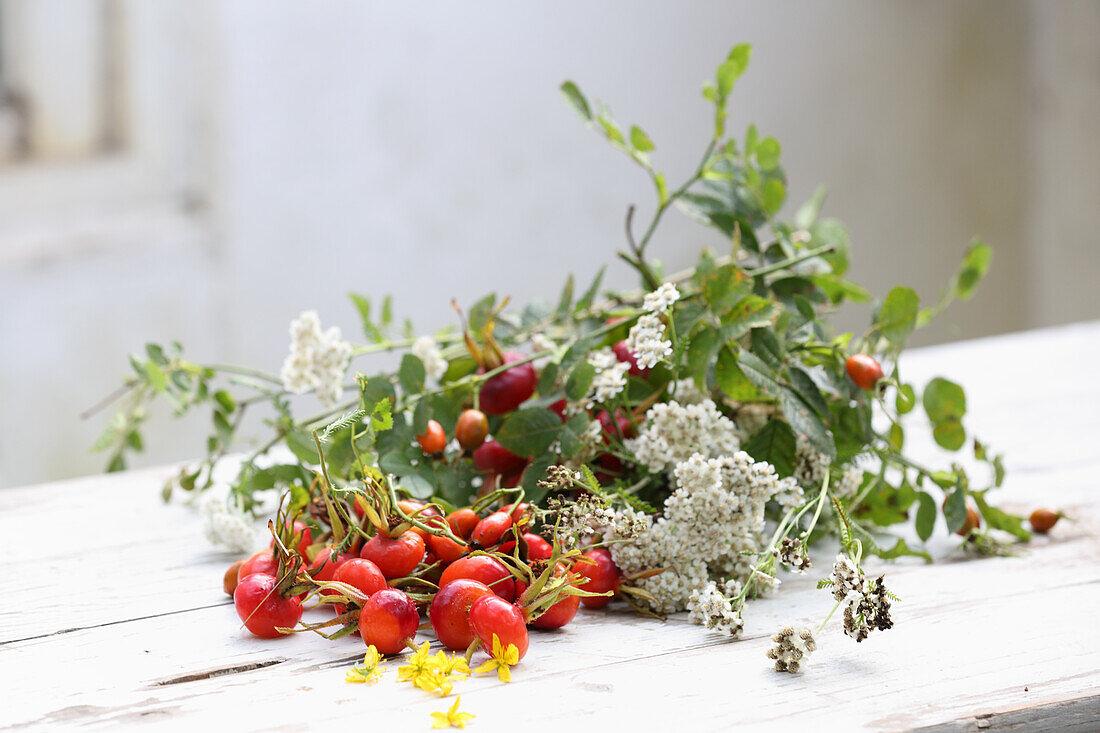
433;651;472;678
397;641;441;684
415;669;455;696
345;645;385;683
430;696;476;729
472;634;520;683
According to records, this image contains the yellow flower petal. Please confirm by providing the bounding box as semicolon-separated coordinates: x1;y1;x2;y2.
497;664;511;684
430;712;450;729
472;659;497;675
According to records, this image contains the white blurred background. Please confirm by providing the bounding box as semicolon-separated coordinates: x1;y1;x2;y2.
1;1;1098;488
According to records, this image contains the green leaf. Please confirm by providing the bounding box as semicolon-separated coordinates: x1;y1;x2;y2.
896;384;916;415
779;386;834;458
214;390;236;414
286;428;321;464
761;178;786;214
955;240;992;300
145;361;167;392
398;354;426;394
686;329;721;389
888;422;905;451
788;366;828;418
716;43;752;98
932;418;966;451
794;185;827;229
349;293;384;342
468;293;497;332
556;274;575;316
629;125;654;152
700;263;750;312
755;137;781;170
714;348;763;401
742;419;796;477
537;361;559;395
576;266;605;313
145;343;167;365
972;491;1030;541
874;538;931;562
565;361;596;402
737;351;781;398
522;454;555;504
370;398;394;432
923;377;967;422
943;488;968;533
719;295;777;341
558;414;591;458
915;491;937;541
495;407;563;457
878;286;920;347
560;81;592;121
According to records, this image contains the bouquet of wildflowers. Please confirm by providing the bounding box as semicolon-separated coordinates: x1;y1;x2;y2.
93;44;1032;676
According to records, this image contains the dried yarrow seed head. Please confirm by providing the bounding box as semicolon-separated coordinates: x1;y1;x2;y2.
774;537;812;573
538;464;582;494
544;492;615;549
767;626;817;673
843;575;895;643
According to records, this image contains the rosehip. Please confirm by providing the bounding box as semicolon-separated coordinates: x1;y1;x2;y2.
234;573;303;639
530;593;580;630
469;594;530;660
576;548;620;609
416;419;447;454
447;508;481;539
359;588;419;655
473;440;528;475
478;351;537;414
470;511;514;548
499;533;553;561
845;354;884;390
957;505;981;536
1029;508;1060;533
308;547;354;583
428;532;469;564
430;579;495;650
224;559;245;596
238;549;279;584
360;531;426;579
455;409;490;450
439;555;516;602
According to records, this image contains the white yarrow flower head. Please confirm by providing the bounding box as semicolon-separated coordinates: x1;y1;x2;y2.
687;580;744;637
200;492;261;553
412;335;447;381
280;310;352;406
643;282;681;313
624;313;673;370
582;348;629;408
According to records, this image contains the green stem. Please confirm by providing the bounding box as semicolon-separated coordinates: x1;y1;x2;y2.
747;244;837;278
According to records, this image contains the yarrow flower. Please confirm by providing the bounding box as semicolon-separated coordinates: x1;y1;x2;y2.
774;537;812;573
826;555;896;642
280;310;352;406
626;400;741;474
612;450;799;614
430;697;475;729
766;626;817;673
686;579;744;637
642;282;681;313
200;492;260;553
412;336;448;381
624;313;672;370
345;645;385;683
472;634;520;683
581;348;629;407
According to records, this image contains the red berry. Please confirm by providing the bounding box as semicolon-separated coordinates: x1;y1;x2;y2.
469;594;530;660
360;531;426;579
473;440;528;475
478;351;537;414
224;559;245;597
597;409;637;442
612;340;648;377
470;511;514;548
333;558;387;602
576;548;620;609
429;579;495;650
233;573;303;638
359;588;419;655
416;419;447;454
530;593;580;630
447;508;481;539
238;550;279;584
439;555;516;602
499;533;553;561
308;547;354;583
427;532;469;564
1029;508;1059;533
845;354;884;390
455;409;490;450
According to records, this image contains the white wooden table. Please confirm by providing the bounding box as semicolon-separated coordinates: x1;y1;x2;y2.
3;323;1099;731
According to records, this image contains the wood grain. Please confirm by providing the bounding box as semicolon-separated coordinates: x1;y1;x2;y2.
2;321;1098;731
